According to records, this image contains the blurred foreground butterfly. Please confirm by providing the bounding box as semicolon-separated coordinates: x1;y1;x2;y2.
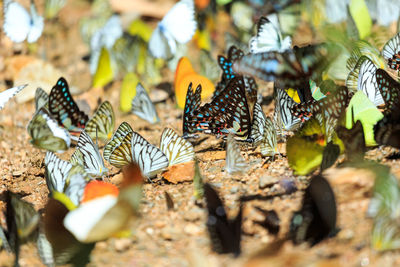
49;77;89;138
186;77;252;141
204;183;242;256
3;0;44;43
85;101;115;142
374;107;400;149
159;127;195;166
27;108;71;153
233;44;334;89
0;84;27;110
289;174;337;245
103;122;169;178
149;0;197;59
382;32;400;71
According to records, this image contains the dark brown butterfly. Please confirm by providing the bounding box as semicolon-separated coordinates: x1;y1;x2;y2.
375;68;400;114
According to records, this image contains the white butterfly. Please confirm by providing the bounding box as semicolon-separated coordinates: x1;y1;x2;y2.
346;56;383;106
382;32;400;68
325;0;348;23
36;231;54;267
3;0;44;43
63;167;88;206
27;108;71;153
366;0;400;26
73;131;108;178
104;122;169;178
159;127;195;166
131;83;160;124
0;84;27;110
249;16;291;54
225;133;248;175
45;151;73;193
148;0;197;59
89;15;123;74
260;117;279;157
251;103;268;146
273;89;302;133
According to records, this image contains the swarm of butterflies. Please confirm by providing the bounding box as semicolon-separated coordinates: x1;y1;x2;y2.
2;0;400;265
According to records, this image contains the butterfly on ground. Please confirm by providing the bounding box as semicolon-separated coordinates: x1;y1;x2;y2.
159;127;195;166
0;84;27;110
27;107;71;153
346;56;383;106
34;87;49;111
289;174;337;245
273;88;302;133
204;183;242;256
374;106;400;149
85;101;115;142
182;82;202;138
49;77;89;140
186;77;253;141
381;32;400;71
148;0;197;59
337;119;366;162
249;16;291;54
71;130;108;178
233;44;336;90
375;68;400;114
225;133;248;175
131;83;160;124
3;0;44;43
0;191;40;266
103;122;169;178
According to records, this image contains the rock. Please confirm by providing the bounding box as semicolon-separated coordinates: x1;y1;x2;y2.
12;170;23;177
114;238;132;252
230;186;239;194
183;209;203;222
259;175;277;189
184;223;201;235
160;226;180;240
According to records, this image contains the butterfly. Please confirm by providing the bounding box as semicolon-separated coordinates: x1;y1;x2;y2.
34;87;49;111
249;16;291;54
45;151;73;193
49;77;89;139
193;159;204;200
368;0;400;26
85;101;115;142
233;44;335;89
187;77;253;141
103;122;169;178
320;141;340;172
0;191;40;266
204;183;242;256
0;84;27;110
3;0;44;43
289;174;337;245
273;89;302;132
182;82;203;137
148;0;197;59
251;103;279;157
89;15;122;74
346;56;383;106
337;119;366;162
72;131;108;178
375;68;400;113
27;108;71;153
159;127;195;166
374;107;400;149
44;0;66;19
36;230;55;267
131;83;160;124
291;86;351;122
382;32;400;71
225;133;248;174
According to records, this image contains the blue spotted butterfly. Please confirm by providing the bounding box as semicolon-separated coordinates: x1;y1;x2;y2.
49;77;89;140
184;77;252;141
375;69;400;114
182;82;202;138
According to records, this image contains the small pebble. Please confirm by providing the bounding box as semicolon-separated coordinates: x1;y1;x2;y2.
259;175;276;189
145;228;154;235
161;226;180;240
230;186;239;194
114;238;131;252
184;223;201;235
12;170;23;177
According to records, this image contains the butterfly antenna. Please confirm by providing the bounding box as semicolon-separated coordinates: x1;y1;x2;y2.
95;126;99;148
351;106;355;127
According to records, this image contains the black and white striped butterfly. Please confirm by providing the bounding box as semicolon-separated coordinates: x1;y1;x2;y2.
71;131;108;178
85;101;115;142
49;77;89;139
0;84;27;110
131;83;160;124
27;108;71;153
34;87;49;111
225;133;248;174
273;89;302;133
104;122;169;178
159;127;195;166
346;56;383;106
382;32;400;71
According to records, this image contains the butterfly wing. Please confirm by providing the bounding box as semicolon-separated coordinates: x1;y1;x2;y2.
27;108;71;153
76;131;108;177
3;1;31;43
182;83;202;136
103;122;134;166
27;1;44;43
260;117;278;157
49;77;89;135
34;87;49;111
0;84;27;110
45;152;73;193
131;83;160;124
375;68;400;113
148;26;173;59
159;127;195;166
274;89;302;132
225;133;248;174
251;103;267;146
85;101;115;142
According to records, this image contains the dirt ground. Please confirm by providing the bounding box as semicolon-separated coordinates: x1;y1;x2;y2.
1;1;400;267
